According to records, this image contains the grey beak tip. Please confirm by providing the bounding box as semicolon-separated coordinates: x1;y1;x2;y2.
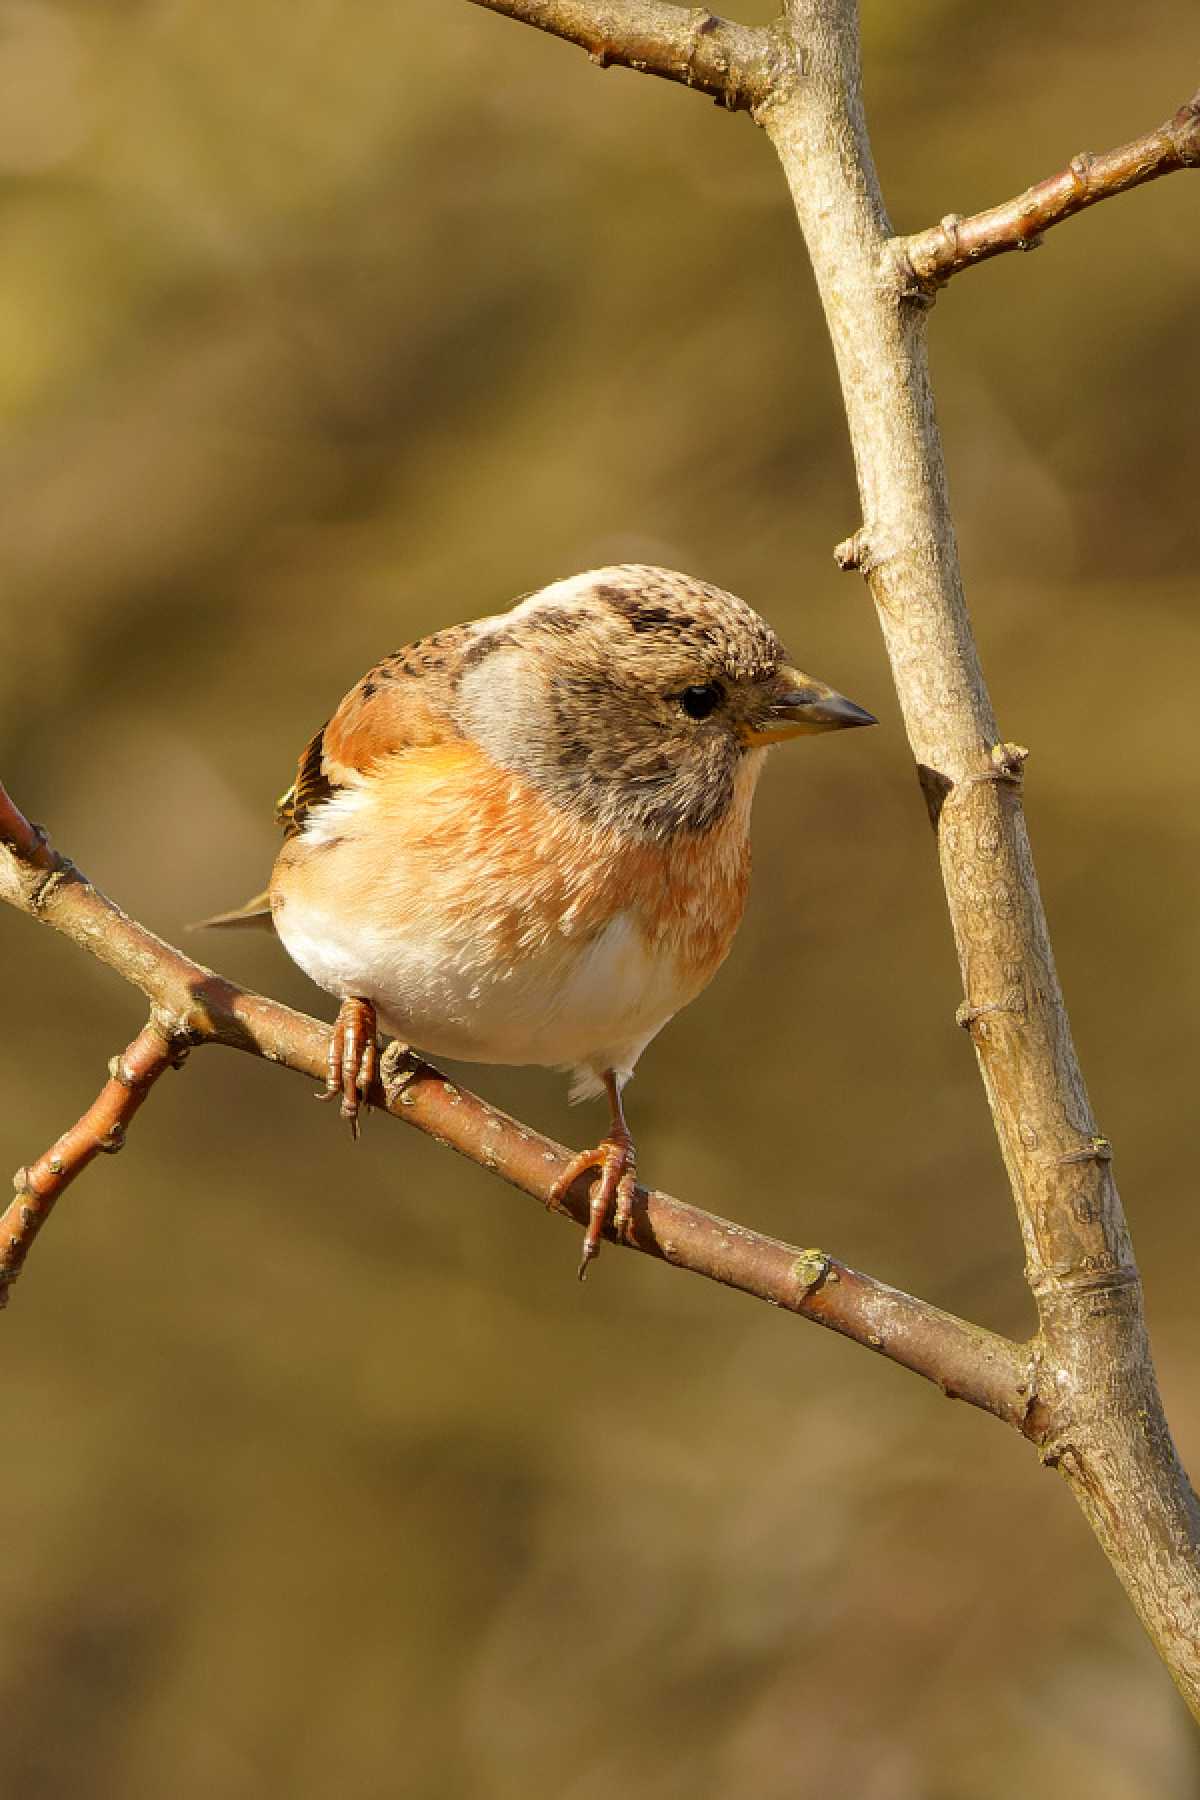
780;690;878;729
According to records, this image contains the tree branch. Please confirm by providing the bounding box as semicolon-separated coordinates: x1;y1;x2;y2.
15;0;1200;1705
762;0;1200;1713
464;0;782;112
0;778;1028;1423
1;1020;183;1307
897;88;1200;290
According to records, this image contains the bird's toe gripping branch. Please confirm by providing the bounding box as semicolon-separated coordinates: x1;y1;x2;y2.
549;1132;639;1280
318;997;380;1136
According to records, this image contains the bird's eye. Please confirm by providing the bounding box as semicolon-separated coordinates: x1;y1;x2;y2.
679;683;723;721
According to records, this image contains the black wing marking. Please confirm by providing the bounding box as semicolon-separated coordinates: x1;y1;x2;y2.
275;724;333;840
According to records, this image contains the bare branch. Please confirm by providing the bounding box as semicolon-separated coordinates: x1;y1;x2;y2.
897;88;1200;290
767;0;1200;1713
464;0;782;112
1;1021;182;1307
0;779;1028;1422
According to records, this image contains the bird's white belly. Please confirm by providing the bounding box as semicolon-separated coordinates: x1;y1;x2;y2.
275;899;690;1080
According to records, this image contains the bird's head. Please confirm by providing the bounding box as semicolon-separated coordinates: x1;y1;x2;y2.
455;565;875;839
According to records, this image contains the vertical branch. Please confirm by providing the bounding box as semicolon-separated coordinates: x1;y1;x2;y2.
760;0;1200;1713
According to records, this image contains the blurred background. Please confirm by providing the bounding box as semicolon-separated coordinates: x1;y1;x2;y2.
1;0;1198;1793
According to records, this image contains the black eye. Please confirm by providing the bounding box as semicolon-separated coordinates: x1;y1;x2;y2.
679;683;723;720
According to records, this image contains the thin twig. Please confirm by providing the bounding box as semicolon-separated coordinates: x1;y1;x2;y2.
0;779;1028;1422
465;0;782;112
896;89;1200;290
1;1020;182;1307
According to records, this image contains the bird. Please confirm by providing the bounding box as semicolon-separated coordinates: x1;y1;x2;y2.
203;564;875;1276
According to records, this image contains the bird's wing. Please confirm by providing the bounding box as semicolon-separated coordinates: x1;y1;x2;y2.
275;627;475;839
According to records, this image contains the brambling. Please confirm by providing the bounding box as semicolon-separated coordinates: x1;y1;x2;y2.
206;565;875;1275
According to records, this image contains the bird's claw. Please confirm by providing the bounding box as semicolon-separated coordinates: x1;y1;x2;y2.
317;997;379;1139
548;1133;638;1279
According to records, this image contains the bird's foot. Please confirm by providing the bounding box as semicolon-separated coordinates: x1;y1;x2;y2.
317;997;378;1138
548;1129;638;1281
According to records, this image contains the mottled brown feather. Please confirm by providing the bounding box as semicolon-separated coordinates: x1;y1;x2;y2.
276;630;472;837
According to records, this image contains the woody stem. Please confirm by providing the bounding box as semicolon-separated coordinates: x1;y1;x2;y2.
0;777;1028;1421
762;0;1200;1717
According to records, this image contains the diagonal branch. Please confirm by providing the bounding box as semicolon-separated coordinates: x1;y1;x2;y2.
0;779;1029;1424
897;87;1200;290
464;0;782;112
1;1020;184;1307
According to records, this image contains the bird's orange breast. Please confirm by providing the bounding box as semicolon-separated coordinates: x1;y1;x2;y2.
274;739;753;996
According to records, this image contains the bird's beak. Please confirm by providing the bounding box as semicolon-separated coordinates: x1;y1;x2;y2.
740;668;878;745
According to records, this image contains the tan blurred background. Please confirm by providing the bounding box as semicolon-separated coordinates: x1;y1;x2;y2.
1;0;1198;1793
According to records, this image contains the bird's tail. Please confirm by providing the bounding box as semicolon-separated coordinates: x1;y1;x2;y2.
190;890;274;931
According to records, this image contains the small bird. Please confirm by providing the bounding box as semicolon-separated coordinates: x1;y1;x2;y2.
205;565;875;1275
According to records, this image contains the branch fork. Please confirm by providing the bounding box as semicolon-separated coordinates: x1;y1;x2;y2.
4;0;1200;1718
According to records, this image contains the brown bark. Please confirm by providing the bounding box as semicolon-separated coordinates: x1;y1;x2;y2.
762;0;1200;1716
897;90;1200;290
465;0;781;111
1;1022;181;1306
